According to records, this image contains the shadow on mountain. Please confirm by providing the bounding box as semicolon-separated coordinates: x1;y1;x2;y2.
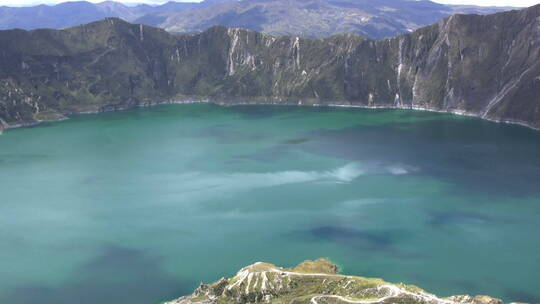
203;7;269;32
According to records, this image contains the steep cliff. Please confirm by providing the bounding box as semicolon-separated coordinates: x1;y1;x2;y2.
0;5;539;131
164;259;505;304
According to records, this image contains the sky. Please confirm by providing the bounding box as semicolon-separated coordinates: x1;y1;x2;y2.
0;0;539;7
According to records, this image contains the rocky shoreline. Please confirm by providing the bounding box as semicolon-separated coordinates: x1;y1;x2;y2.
164;259;515;304
1;6;539;134
2;98;538;134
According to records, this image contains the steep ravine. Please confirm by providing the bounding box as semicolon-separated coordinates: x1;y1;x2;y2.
0;5;539;132
164;259;508;304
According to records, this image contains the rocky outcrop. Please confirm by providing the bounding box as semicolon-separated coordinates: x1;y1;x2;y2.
164;259;508;304
0;5;539;132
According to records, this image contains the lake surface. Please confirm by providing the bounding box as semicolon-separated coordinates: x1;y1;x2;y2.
1;104;539;304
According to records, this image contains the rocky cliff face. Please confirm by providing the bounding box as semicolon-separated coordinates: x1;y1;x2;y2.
164;259;506;304
0;5;539;132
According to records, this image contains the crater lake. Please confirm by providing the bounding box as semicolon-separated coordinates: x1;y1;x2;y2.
1;104;539;304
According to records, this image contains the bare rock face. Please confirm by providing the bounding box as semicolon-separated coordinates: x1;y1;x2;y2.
448;295;504;304
0;5;539;130
163;259;508;304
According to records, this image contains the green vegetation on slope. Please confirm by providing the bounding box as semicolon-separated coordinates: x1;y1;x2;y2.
0;5;539;132
164;259;504;304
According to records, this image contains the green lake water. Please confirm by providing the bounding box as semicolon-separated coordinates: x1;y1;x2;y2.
0;104;539;304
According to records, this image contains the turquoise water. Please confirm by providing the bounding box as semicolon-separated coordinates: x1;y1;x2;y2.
0;104;539;304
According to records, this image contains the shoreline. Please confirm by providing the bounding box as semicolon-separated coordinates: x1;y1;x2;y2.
1;98;538;133
165;259;508;304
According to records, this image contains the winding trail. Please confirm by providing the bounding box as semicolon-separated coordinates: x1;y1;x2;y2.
241;264;457;304
309;284;455;304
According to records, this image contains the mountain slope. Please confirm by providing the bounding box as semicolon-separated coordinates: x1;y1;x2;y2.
137;0;514;39
0;5;539;131
165;259;504;304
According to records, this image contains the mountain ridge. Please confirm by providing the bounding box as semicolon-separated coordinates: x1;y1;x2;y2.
0;0;232;31
140;0;518;39
0;5;539;132
0;0;517;39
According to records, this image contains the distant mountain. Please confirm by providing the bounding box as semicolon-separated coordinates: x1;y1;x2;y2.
0;0;516;39
0;0;234;30
1;5;539;131
140;0;517;39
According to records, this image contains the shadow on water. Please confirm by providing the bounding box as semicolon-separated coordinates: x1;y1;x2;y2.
428;211;493;227
286;225;420;259
505;290;540;303
233;137;314;163
226;105;305;119
310;226;396;249
295;118;540;197
1;246;190;304
448;280;482;296
177;124;270;143
281;137;312;145
236;145;296;162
